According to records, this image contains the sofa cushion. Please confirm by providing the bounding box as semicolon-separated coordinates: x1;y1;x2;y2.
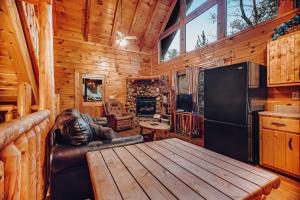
50;134;143;173
56;109;93;146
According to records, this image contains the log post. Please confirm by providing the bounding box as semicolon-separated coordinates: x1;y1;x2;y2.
38;0;55;124
0;161;4;200
34;125;42;200
0;144;22;200
17;82;32;118
55;93;60;117
15;135;29;200
5;111;14;123
26;130;37;200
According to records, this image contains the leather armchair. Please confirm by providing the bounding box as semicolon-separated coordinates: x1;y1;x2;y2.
104;99;135;131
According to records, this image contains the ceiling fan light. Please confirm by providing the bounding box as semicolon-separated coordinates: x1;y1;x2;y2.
119;38;128;47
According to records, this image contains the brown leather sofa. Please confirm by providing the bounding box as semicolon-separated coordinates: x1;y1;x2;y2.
48;109;143;200
104;99;135;131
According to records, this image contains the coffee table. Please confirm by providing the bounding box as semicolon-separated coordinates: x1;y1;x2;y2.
139;121;170;141
86;138;280;200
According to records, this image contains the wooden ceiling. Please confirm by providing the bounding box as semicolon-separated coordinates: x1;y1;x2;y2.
54;0;174;51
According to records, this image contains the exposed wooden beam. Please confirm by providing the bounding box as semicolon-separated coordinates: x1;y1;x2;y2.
139;0;160;50
217;0;225;39
15;0;40;84
159;22;180;40
179;0;185;54
53;0;58;36
153;0;177;48
184;0;217;24
1;0;39;103
129;0;142;34
110;0;120;45
84;0;91;41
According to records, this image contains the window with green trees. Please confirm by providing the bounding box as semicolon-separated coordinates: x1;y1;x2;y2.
226;0;278;35
159;0;278;62
160;30;180;61
186;5;217;52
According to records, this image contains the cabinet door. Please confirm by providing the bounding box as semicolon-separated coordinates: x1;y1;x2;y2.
285;133;300;176
268;40;281;85
274;131;286;170
261;129;274;166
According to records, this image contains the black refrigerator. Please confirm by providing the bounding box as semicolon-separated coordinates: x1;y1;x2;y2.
204;62;267;164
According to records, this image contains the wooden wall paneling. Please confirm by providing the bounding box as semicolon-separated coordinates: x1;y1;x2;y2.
84;0;91;41
54;38;151;111
0;144;22;200
278;0;295;15
139;0;160;50
0;161;3;200
129;0;142;35
110;0;120;45
0;0;39;103
15;135;30;200
74;70;80;110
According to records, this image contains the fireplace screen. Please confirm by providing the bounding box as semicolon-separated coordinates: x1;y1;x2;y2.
82;77;103;102
136;97;156;117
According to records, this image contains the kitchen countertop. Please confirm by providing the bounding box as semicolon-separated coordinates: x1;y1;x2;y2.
259;111;300;119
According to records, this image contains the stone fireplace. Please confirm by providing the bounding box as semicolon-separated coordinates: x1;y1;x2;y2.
126;77;164;118
136;96;156;117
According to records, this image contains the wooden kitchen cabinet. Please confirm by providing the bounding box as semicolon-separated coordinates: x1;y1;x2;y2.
261;129;274;167
260;114;300;177
267;31;300;86
273;131;286;170
285;132;300;175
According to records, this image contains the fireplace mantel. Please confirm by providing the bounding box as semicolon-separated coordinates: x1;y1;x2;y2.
127;75;161;82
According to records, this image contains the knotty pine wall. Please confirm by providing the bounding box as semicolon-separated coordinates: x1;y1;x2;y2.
151;10;300;108
54;38;152;111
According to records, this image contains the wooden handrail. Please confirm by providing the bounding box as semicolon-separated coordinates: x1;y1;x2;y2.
0;110;50;151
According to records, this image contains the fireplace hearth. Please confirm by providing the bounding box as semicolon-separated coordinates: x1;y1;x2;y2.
136;97;156;117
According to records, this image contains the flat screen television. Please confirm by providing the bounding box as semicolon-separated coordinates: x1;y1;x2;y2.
176;94;193;112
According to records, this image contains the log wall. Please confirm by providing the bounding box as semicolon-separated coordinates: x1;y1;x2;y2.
151;10;300;108
54;38;152;112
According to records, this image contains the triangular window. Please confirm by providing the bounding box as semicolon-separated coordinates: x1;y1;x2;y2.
164;0;180;31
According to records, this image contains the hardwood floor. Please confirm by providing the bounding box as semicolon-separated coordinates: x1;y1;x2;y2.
266;170;300;200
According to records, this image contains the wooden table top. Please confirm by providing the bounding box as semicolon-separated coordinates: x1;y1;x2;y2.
139;121;170;131
86;138;280;200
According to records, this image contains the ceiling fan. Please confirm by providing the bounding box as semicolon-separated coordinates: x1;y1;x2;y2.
115;0;137;46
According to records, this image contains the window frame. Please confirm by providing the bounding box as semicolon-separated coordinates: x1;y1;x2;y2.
159;0;280;63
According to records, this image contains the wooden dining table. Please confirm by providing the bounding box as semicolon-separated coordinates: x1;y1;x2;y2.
86;138;280;200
